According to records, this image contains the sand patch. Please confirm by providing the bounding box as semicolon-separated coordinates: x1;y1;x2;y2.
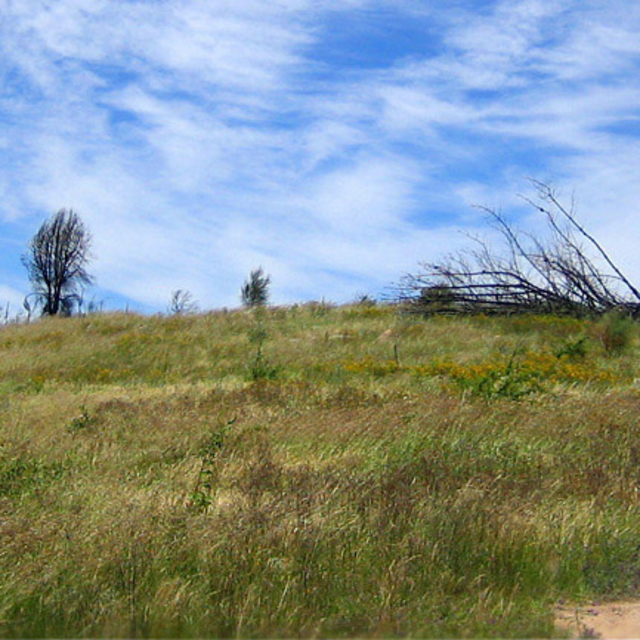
555;600;640;638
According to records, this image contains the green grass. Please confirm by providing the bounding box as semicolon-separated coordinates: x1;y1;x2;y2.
0;304;639;637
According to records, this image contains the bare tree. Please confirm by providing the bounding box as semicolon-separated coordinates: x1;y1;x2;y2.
398;181;640;317
241;267;271;308
168;289;199;315
22;209;93;316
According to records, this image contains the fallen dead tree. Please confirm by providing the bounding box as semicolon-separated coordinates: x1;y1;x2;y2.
399;181;640;317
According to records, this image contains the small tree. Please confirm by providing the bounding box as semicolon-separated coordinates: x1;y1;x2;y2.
168;289;199;315
22;209;93;316
241;267;271;308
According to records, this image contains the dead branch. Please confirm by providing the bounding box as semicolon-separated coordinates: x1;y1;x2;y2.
397;183;640;318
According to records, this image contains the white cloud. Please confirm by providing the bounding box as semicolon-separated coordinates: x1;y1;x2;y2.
298;156;421;235
0;285;26;313
2;1;640;310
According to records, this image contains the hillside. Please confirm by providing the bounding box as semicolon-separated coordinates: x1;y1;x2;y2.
1;304;640;638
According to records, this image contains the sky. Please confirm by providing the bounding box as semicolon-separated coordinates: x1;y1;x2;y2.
1;0;640;313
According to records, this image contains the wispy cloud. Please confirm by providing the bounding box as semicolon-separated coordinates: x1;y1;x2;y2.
1;1;640;310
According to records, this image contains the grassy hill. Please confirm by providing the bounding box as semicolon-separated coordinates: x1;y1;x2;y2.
1;303;640;637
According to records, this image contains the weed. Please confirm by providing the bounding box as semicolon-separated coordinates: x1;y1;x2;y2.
188;418;236;512
247;322;279;381
67;405;94;433
249;348;279;381
461;351;543;400
555;336;589;359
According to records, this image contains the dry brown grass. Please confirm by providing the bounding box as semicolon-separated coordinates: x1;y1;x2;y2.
0;305;639;637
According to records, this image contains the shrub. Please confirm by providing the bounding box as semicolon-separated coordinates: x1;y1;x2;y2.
592;311;635;355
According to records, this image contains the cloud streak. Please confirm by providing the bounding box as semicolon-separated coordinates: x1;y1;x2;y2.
1;1;639;310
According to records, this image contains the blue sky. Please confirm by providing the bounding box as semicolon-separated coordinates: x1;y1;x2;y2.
2;0;640;313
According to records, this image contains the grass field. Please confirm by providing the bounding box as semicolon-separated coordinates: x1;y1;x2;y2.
0;303;639;637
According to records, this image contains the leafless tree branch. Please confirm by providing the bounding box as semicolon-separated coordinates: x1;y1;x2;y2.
397;183;640;317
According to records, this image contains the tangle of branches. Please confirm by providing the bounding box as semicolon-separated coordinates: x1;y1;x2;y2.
398;181;640;318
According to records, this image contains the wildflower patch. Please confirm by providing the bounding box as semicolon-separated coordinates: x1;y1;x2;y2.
336;348;622;398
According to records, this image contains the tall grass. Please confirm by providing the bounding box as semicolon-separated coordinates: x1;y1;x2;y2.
0;305;639;637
